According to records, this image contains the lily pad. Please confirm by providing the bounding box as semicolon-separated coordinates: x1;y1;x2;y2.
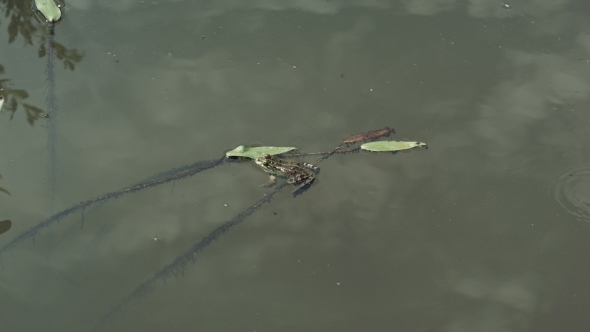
35;0;62;22
361;141;428;152
226;146;297;159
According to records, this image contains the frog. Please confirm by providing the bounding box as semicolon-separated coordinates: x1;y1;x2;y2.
254;154;318;195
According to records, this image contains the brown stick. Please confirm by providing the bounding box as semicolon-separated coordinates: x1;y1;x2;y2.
342;126;395;144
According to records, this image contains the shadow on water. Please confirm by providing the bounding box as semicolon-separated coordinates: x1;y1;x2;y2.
0;0;83;125
0;220;12;235
0;4;85;261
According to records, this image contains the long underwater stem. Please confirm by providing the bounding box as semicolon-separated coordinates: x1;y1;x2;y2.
0;156;227;255
91;181;289;332
46;21;58;210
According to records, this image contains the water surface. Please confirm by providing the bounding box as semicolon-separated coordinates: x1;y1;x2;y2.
0;0;589;331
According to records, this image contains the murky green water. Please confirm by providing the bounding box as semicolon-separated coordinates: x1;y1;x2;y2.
1;0;589;331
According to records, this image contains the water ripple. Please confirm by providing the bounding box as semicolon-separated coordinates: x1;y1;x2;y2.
549;164;590;222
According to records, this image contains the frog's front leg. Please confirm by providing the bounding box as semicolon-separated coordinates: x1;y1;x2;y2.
259;175;277;188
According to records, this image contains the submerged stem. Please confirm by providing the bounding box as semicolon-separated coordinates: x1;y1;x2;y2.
0;156;227;255
91;182;289;331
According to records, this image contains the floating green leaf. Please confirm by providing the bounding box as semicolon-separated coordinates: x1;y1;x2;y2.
35;0;62;22
361;140;427;152
226;146;297;159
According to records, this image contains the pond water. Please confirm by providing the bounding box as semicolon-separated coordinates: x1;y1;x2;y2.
1;0;589;331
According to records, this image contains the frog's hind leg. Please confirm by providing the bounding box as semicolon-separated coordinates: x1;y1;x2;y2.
291;175;315;197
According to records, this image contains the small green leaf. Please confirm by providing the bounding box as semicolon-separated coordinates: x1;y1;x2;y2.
361;140;428;152
35;0;62;22
226;146;297;159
